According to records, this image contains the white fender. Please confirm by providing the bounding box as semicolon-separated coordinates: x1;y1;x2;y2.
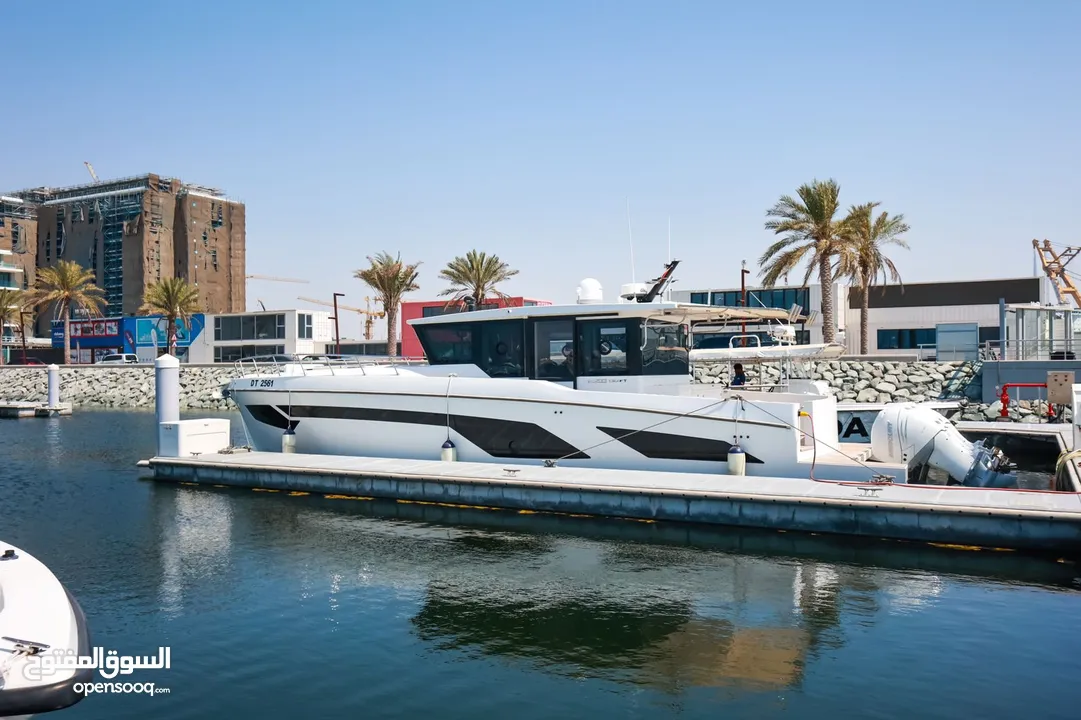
870;402;1015;488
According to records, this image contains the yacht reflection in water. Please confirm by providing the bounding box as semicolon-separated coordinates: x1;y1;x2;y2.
410;552;941;691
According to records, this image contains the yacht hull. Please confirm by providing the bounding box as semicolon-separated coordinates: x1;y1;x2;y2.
227;372;825;477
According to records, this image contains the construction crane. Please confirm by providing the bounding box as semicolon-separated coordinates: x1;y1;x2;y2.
1033;239;1081;309
298;296;385;340
84;162;99;182
246;274;309;283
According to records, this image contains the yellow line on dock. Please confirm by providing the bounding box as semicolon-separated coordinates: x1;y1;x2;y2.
324;494;374;501
927;542;1016;552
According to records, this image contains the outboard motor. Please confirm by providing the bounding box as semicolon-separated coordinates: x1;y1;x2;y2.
870;402;1016;489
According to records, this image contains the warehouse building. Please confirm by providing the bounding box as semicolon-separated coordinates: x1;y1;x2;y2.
672;276;1056;355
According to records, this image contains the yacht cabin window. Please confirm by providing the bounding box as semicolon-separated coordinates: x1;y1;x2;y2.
577;321;630;376
478;320;524;377
642;322;689;376
416;326;474;364
416;314;692;380
533;319;574;381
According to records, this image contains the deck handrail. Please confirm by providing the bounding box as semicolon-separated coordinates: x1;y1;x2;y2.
232;353;428;378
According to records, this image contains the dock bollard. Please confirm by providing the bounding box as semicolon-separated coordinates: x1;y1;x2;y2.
46;364;60;408
155;354;180;456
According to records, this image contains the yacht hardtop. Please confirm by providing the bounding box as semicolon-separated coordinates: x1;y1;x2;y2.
407;287;808;393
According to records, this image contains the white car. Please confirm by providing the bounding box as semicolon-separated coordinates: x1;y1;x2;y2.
95;353;140;365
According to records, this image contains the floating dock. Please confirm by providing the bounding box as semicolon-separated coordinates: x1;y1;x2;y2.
0;364;72;418
138;355;1081;556
141;450;1081;555
955;420;1080;491
0;401;73;419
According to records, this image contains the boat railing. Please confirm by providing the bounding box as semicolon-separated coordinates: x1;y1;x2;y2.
725;334;764;349
232;354;428;378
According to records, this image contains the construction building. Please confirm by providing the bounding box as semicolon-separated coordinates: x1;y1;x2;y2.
0;194;37;288
3;173;245;334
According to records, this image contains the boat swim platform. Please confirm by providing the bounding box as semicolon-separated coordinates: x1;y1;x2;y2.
141;449;1081;555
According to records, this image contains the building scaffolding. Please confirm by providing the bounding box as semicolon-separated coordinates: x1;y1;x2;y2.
0;196;36;255
4;171;245;318
97;189;145;308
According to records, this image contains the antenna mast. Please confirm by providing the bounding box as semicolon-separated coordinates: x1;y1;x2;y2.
667;217;672;301
626;197;635;283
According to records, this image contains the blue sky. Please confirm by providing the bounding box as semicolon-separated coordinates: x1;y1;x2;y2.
3;0;1078;325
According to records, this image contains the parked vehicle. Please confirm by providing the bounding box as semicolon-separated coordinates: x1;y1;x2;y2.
95;353;140;365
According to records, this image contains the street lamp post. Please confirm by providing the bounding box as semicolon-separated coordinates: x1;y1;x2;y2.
18;310;30;364
332;292;344;355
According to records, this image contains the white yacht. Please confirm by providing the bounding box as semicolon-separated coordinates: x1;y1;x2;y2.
224;268;1013;488
0;540;91;719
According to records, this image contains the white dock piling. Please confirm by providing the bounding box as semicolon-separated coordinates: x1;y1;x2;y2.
155;354;180;456
47;364;59;408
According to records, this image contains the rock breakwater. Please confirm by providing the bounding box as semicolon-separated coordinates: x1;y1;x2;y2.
0;366;237;410
694;359;963;404
693;359;1070;424
0;361;1068;424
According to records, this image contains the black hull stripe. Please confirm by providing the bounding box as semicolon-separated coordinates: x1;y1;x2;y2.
245;404;589;460
596;426;765;464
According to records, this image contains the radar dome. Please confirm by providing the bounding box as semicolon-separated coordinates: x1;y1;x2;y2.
577;278;603;304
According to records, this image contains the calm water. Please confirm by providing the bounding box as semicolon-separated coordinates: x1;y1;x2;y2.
3;411;1081;719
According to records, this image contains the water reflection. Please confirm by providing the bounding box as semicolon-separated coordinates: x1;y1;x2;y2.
144;482;1080;702
158;487;233;615
407;549;944;692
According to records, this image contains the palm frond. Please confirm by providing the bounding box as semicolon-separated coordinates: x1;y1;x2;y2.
0;288;26;328
760;178;845;289
140;277;202;318
437;250;518;305
838;203;910;291
354;252;422;307
26;260;106;318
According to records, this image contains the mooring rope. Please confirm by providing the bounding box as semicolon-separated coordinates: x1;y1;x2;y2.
546;396;738;466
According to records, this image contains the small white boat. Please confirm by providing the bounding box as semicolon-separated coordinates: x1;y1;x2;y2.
686;327;963;443
0;541;91;719
688;342;847;362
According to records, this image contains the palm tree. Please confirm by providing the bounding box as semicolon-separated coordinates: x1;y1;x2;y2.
140;277;203;355
354;252;421;357
760;178;846;343
0;288;25;366
25;260;105;364
837;202;910;354
438;250;519;308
